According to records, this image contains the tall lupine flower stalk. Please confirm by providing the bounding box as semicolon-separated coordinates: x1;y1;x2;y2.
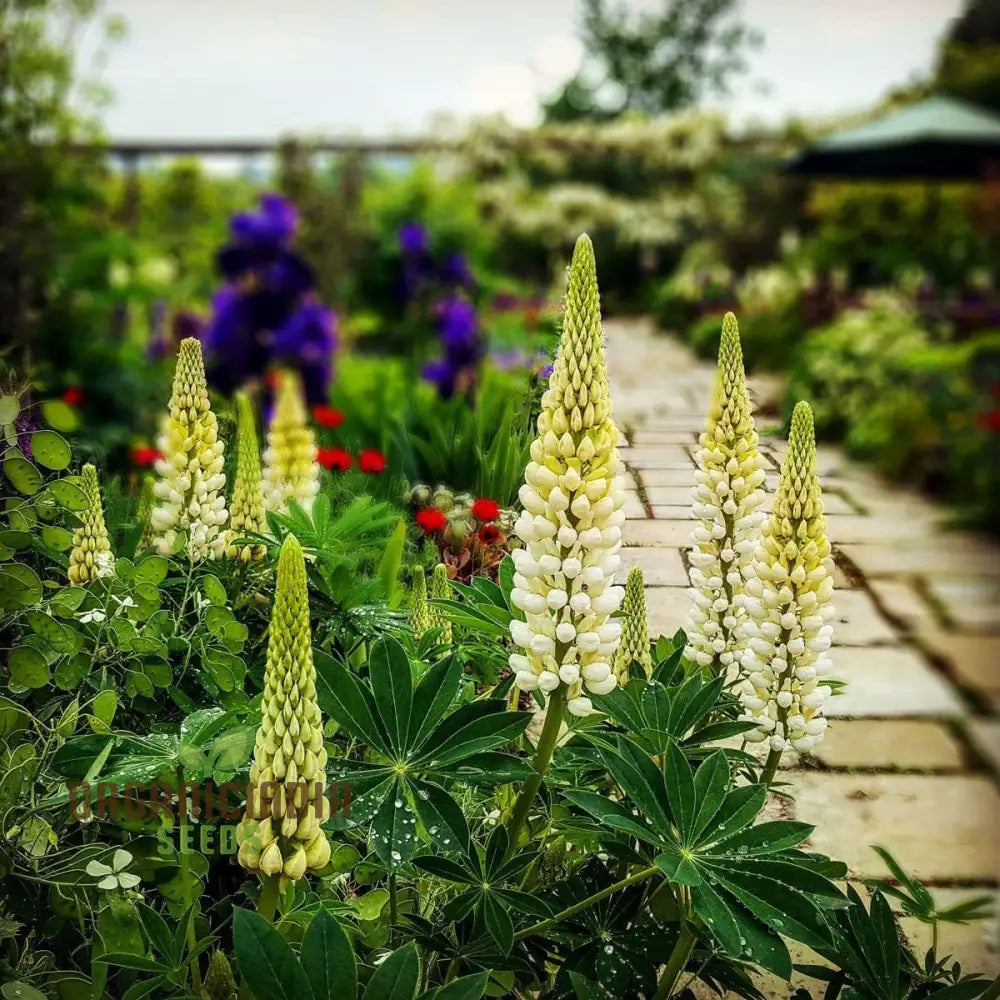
739;402;836;783
237;536;331;910
614;566;652;680
68;464;114;585
227;393;267;562
685;313;767;675
429;564;453;643
148;338;229;561
262;370;320;514
410;566;432;637
135;474;156;555
508;234;626;721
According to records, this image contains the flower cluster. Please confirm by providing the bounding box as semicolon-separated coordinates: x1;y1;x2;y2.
237;536;331;883
409;566;432;637
202;193;338;406
148;339;229;562
409;485;511;581
508;234;627;718
227;393;268;562
396;221;475;304
429;563;453;643
614;566;652;680
262;371;321;514
68;464;115;585
422;297;485;400
316;446;386;474
685;313;767;673
738;402;836;752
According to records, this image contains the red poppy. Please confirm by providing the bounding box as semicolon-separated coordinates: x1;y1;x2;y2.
318;447;352;471
977;409;1000;432
132;446;163;467
62;386;85;407
471;497;500;521
312;404;345;429
358;449;386;474
477;523;504;546
415;508;448;534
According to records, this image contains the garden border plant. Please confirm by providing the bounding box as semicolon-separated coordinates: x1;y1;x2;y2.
1;237;996;1000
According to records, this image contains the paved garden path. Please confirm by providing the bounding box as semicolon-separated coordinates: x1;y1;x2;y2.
604;317;1000;984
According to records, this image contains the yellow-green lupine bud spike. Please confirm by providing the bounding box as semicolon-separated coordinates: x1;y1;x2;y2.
227;392;267;562
410;566;431;637
510;234;627;718
429;564;453;643
148;338;228;562
614;566;652;680
135;474;156;555
685;312;767;675
237;535;329;883
262;370;320;515
68;464;115;585
203;950;237;1000
738;401;836;755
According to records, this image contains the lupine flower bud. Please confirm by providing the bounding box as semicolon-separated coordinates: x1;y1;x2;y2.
135;474;156;555
204;951;237;1000
429;563;453;643
410;566;432;637
738;402;836;751
68;464;114;585
614;566;652;680
262;370;321;514
685;313;767;674
237;535;330;885
508;235;625;718
227;393;267;562
148;338;229;561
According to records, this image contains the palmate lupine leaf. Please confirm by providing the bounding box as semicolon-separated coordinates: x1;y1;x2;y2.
564;739;847;979
315;636;531;869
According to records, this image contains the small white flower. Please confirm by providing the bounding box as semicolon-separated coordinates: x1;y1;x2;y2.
86;848;141;891
77;609;107;625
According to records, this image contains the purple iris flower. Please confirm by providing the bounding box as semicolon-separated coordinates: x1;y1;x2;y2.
422;359;457;399
397;221;429;256
440;252;473;288
259;192;298;244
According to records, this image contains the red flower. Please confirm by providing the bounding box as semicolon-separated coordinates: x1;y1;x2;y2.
977;409;1000;432
132;446;163;467
358;449;386;474
62;386;84;407
415;508;448;534
312;404;345;429
471;497;500;521
318;447;352;471
477;523;504;546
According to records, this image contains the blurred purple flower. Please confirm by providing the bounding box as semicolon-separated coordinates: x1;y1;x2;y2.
492;291;519;312
398;221;429;256
440;252;473;288
423;296;485;400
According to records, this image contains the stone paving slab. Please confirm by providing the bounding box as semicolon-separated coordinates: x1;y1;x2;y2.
916;632;1000;708
826;647;966;718
644;586;696;636
623;518;692;547
619;548;690;588
649;504;694;520
814;719;965;771
869;579;941;632
842;543;1000;582
832;590;900;646
968;719;1000;775
789;772;1000;881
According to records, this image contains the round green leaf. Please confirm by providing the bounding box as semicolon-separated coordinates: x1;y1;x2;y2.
54;654;91;690
41;400;80;433
90;690;118;732
135;556;168;586
201;574;227;606
0;396;20;425
4;453;42;496
47;479;88;512
128;670;154;698
30;430;71;471
0;564;42;609
0;530;32;551
42;526;74;552
26;611;77;653
141;659;172;688
114;558;136;582
10;646;51;688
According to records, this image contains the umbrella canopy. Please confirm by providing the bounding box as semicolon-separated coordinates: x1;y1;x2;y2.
785;95;1000;181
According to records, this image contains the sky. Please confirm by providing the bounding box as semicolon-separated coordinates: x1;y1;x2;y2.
83;0;965;139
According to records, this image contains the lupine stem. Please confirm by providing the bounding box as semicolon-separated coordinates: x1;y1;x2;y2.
256;874;281;922
760;748;783;788
653;921;697;1000
506;684;567;849
514;865;659;941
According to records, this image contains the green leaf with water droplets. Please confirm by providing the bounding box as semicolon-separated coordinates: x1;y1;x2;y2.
48;479;88;511
10;646;51;688
30;430;71;471
4;452;42;495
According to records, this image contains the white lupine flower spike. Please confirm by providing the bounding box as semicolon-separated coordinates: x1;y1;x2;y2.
739;401;837;774
508;233;627;719
262;370;321;515
685;312;767;676
148;338;229;562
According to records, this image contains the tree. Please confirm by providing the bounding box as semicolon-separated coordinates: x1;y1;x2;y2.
934;0;1000;112
543;0;762;122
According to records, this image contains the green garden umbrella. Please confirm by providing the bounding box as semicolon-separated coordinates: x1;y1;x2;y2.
785;95;1000;181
